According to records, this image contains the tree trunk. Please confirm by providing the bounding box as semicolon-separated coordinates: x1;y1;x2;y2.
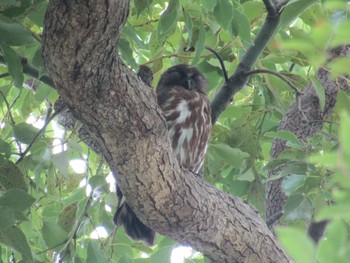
42;0;290;262
265;45;350;227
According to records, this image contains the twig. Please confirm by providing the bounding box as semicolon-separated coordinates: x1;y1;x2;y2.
0;72;10;78
0;90;23;154
58;192;93;255
210;0;282;124
205;46;229;83
0;55;55;88
244;69;301;95
142;53;194;65
266;210;284;228
133;19;158;27
87;215;113;262
0;90;15;125
16;107;63;164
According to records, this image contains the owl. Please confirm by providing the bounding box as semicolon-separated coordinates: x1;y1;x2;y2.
114;64;212;245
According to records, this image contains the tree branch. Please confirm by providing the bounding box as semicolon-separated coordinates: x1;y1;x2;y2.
42;0;290;262
265;45;350;228
210;0;283;124
0;55;55;88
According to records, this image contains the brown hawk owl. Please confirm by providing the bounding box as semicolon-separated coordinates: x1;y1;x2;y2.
114;64;212;245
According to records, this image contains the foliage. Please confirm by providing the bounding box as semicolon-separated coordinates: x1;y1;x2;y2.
0;0;349;262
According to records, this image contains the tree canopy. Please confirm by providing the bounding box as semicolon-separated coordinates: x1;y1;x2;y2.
0;0;350;262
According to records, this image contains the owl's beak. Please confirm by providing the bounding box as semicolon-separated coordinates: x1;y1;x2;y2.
187;79;194;90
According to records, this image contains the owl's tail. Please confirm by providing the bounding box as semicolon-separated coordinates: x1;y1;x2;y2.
113;186;156;246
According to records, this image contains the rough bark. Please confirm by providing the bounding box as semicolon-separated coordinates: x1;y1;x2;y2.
42;0;290;262
265;45;350;226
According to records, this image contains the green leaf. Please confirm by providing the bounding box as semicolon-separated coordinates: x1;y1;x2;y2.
0;206;15;230
275;162;307;180
284;194;313;221
276;226;315;263
30;138;51;161
86;239;109;263
0;189;35;211
317;220;349;263
192;25;205;65
0;21;35;46
0;43;23;88
309;152;337;169
52;151;69;177
281;174;307;196
265;131;300;145
122;23;147;50
27;0;48;27
311;77;325;110
134;0;153;16
0;139;11;158
328;57;350;78
0;226;33;262
0;0;31;18
330;20;350;47
213;0;233;31
32;46;46;74
119;38;137;69
149;237;176;262
184;12;193;44
335;90;350;113
0;0;20;8
279;0;318;30
236;167;255;182
208;143;249;167
42;220;68;250
88;175;109;196
0;160;28;191
232;9;252;46
12;122;39;144
317;204;350;221
57;203;77;234
242;1;264;22
158;0;180;41
202;0;217;12
339;112;350;156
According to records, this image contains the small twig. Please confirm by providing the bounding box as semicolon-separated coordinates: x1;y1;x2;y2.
247;68;307;121
58;192;93;255
10;251;16;263
0;72;10;78
104;227;117;257
318;130;338;142
288;63;295;72
0;55;55;88
87;215;113;262
205;46;230;83
0;90;15;125
244;69;301;96
142;53;194;65
256;111;268;140
266;210;284;228
133;19;158;27
0;90;23;154
16;107;63;164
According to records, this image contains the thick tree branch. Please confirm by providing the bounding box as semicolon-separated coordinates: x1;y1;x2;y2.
265;45;350;227
210;0;284;124
42;0;290;262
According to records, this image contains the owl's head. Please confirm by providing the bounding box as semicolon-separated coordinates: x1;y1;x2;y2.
157;64;208;93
